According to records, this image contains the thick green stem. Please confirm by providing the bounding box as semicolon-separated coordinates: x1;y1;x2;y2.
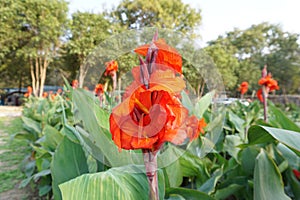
262;86;268;122
143;149;159;200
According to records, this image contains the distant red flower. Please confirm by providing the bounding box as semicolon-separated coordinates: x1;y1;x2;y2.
258;74;279;92
293;169;300;180
256;89;263;102
51;94;56;100
94;84;104;95
27;86;32;94
104;60;118;77
72;80;78;89
135;39;182;74
83;86;89;91
24;93;30;98
238;81;249;95
57;88;63;94
257;74;279;102
42;92;48;98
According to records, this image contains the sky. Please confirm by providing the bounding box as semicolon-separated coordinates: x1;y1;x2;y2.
68;0;300;44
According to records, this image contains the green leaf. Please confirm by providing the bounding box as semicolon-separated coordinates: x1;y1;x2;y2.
165;188;215;200
72;89;143;167
223;135;242;160
22;116;41;135
276;143;300;169
194;90;215;118
38;125;63;152
254;149;290;200
269;104;300;132
51;137;89;200
163;159;183;187
198;168;223;194
59;165;165;200
248;125;300;156
214;184;243;200
181;90;193;114
240;146;260;175
227;111;245;139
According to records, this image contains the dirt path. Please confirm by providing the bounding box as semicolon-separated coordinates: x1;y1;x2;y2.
0;117;35;200
0;106;22;117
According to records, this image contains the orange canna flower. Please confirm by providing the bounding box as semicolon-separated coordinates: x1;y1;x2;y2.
27;86;33;94
57;88;63;94
258;74;279;92
109;34;205;152
42;92;48;98
94;84;104;95
72;80;78;89
256;89;264;102
51;94;57;100
238;81;248;95
104;60;118;77
110;89;190;150
24;93;30;98
135;39;182;74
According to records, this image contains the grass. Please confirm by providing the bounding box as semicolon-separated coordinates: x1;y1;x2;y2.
0;117;31;193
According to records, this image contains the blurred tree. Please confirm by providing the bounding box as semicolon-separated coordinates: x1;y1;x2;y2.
111;0;201;36
63;12;111;87
208;23;300;94
204;43;239;91
0;0;68;97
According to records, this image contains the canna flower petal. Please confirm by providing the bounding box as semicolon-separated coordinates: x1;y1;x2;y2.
135;39;182;74
257;88;264;102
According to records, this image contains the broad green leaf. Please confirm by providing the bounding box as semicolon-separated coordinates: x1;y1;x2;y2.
240;146;260;175
163;159;183;187
254;149;290;200
214;184;243;200
72;89;143;166
194;90;215;118
198;168;223;194
165;188;215;200
269;104;300;132
227;111;245;139
276;143;300;169
51;137;89;200
223;135;242;160
59;165;165;200
181;90;193;114
22;116;41;135
38;125;63;152
248;125;300;156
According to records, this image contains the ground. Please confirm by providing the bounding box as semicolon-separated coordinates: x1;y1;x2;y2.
0;107;37;200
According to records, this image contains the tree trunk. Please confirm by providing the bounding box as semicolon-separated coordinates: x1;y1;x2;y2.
30;59;37;97
39;57;48;97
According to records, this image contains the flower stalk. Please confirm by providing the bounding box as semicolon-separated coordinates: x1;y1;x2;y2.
143;149;159;200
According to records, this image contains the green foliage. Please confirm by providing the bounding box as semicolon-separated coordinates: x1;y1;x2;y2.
59;165;165;200
208;22;300;94
111;0;201;36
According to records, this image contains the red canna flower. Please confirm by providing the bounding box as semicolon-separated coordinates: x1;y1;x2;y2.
110;89;190;151
57;88;63;94
135;39;182;74
94;84;104;95
293;169;300;180
72;80;78;89
104;60;118;77
42;92;48;98
238;81;249;95
258;74;279;92
256;88;264;102
110;35;205;151
27;86;33;94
